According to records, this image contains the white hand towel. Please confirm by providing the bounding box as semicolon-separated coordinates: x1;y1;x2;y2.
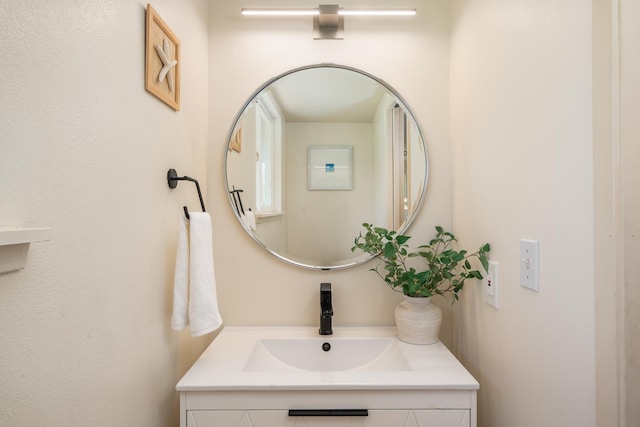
188;212;223;336
171;216;189;331
242;210;256;231
171;212;223;336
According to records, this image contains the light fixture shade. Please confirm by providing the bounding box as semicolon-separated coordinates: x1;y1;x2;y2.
241;8;416;17
338;9;417;16
241;8;319;16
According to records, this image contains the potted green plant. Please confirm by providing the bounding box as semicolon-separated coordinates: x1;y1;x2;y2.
352;224;490;344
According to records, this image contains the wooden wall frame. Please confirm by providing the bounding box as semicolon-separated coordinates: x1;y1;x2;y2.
145;4;180;111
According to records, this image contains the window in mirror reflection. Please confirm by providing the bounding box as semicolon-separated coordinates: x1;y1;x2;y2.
253;92;283;214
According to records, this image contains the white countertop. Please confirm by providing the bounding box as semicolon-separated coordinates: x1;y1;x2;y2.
176;326;479;392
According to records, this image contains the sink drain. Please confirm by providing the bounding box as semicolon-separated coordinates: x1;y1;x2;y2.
322;342;331;352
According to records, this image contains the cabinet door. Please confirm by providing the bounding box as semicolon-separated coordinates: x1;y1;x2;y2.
360;410;469;427
188;410;470;427
188;411;295;427
409;410;470;426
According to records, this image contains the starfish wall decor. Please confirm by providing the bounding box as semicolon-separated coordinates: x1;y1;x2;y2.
155;38;177;92
145;4;180;111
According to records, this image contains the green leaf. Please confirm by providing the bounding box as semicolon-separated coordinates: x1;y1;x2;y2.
396;235;411;245
469;270;483;280
479;254;489;272
383;242;397;259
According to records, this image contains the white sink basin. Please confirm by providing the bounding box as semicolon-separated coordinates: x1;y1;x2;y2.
244;336;411;372
177;327;481;391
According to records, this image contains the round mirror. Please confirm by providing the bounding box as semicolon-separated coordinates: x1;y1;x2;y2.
224;64;428;270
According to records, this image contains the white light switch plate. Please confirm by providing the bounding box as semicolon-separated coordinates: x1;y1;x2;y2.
484;261;499;308
520;239;539;292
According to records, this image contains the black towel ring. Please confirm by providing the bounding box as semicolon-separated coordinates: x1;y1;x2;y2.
167;168;206;220
229;186;245;216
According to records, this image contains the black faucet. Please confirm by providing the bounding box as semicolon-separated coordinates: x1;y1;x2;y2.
319;283;333;335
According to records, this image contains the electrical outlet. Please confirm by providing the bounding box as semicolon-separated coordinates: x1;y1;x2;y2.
484;261;499;308
520;239;539;292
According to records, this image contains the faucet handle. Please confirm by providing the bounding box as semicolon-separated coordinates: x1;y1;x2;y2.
320;283;333;315
319;283;333;335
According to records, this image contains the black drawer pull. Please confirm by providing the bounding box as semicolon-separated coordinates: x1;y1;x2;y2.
289;409;368;417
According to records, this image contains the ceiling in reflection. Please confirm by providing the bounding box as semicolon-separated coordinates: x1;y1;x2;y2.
270;67;386;123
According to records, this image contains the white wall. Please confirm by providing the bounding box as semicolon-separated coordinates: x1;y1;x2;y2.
450;0;596;426
593;0;640;420
286;122;374;264
620;0;640;422
0;1;209;425
208;0;454;338
593;0;622;424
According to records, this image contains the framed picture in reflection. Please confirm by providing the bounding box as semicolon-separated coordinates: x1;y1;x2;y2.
307;146;353;191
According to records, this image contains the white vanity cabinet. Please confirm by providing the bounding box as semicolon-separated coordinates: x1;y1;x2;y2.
177;327;478;427
187;410;470;427
181;390;476;427
187;409;470;427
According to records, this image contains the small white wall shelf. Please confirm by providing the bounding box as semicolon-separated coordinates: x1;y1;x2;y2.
0;227;51;274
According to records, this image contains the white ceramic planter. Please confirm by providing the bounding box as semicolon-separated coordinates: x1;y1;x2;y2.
395;295;442;345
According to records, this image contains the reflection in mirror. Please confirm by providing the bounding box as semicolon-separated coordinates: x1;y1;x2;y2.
224;64;428;270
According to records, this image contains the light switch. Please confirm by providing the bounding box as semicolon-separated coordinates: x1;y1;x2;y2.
484;261;499;308
520;239;539;292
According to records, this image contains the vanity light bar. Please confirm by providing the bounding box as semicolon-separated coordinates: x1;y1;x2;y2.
241;8;416;17
242;5;416;40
